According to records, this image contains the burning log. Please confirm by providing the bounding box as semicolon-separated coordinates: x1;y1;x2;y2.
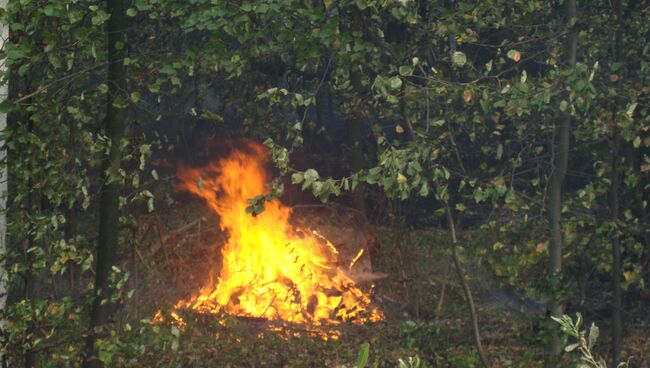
290;205;377;276
306;295;318;316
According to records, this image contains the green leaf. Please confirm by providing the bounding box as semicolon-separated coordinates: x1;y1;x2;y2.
430;119;445;127
0;100;15;113
43;5;56;16
112;95;127;108
588;323;599;349
626;102;638;118
91;11;110;26
357;342;369;368
311;181;324;197
559;100;568;112
171;325;180;338
160;64;176;75
564;343;579;352
98;83;109;94
304;169;319;182
452;51;466;67
126;8;137;16
130;92;141;103
419;181;429;197
291;172;304;184
399;65;413;76
98;349;114;365
389;76;402;89
343;178;350;191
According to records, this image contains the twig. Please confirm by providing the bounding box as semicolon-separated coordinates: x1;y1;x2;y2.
13;62;108;104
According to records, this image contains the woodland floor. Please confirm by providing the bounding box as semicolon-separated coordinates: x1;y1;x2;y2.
124;197;650;368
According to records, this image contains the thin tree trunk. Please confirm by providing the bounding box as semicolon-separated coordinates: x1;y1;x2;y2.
610;139;622;364
445;203;490;368
632;151;650;286
434;255;450;325
442;1;488;365
0;0;8;349
24;118;36;368
83;0;128;366
546;1;576;366
611;0;623;362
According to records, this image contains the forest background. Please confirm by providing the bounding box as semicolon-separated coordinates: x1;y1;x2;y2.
0;0;648;367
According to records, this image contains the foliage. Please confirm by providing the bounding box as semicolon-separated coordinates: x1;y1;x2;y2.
0;0;648;366
356;341;426;368
552;313;630;368
357;342;370;368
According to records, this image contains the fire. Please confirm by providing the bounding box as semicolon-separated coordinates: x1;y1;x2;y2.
173;142;382;333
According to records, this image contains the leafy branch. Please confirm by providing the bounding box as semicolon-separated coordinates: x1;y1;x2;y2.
552;313;630;368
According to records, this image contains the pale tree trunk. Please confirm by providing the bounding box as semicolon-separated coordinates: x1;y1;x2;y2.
547;0;576;366
0;0;9;334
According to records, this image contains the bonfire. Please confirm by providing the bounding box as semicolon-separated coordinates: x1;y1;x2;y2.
162;142;382;336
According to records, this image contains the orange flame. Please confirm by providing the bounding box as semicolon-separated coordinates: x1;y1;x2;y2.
173;142;382;331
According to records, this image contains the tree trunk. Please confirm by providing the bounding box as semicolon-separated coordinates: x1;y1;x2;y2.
442;2;488;366
0;0;8;342
610;140;622;365
83;0;128;367
546;1;576;366
611;0;623;363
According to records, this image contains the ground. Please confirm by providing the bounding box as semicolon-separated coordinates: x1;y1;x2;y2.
121;196;650;368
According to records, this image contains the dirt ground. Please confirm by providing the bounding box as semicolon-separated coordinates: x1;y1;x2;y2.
126;198;650;367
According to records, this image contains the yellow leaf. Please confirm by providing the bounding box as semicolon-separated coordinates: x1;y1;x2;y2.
397;172;407;184
395;125;404;134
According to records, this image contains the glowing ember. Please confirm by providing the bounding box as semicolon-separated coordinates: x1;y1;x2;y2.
172;142;382;331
